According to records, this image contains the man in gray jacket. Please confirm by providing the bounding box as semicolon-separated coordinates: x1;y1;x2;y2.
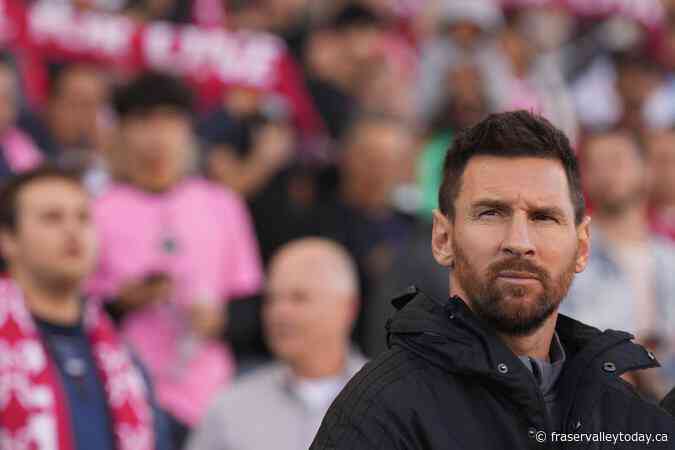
187;238;366;450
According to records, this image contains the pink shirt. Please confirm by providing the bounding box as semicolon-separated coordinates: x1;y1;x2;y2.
87;178;263;426
2;127;44;172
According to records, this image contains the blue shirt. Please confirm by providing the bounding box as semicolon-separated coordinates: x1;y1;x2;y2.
35;316;173;450
35;317;115;450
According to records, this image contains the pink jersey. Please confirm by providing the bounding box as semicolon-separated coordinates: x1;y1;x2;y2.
2;127;43;172
87;177;263;426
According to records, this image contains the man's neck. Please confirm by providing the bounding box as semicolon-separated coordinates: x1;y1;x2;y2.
11;268;82;326
339;184;390;218
498;313;558;361
291;343;348;380
593;203;648;244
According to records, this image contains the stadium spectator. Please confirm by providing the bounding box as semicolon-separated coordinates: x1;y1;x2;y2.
87;73;263;446
417;61;490;221
307;113;416;344
201;106;311;263
0;60;43;179
614;52;665;133
415;0;502;124
199;91;295;200
561;129;675;399
302;3;413;138
0;167;171;450
19;63;110;177
187;237;365;450
490;16;578;141
303;25;360;140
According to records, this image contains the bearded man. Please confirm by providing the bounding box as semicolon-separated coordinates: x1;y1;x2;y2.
310;111;675;449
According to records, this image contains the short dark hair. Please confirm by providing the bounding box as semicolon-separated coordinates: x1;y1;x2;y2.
332;4;381;31
0;166;83;232
47;62;101;99
438;110;585;225
112;72;193;118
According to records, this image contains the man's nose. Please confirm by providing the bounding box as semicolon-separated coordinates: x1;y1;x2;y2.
64;215;87;236
501;215;536;258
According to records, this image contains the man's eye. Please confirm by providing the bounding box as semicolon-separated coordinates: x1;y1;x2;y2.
479;210;499;218
42;212;62;223
533;214;558;223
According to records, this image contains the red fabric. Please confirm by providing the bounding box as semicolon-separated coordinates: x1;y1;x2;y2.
273;52;326;138
0;279;155;450
3;1;323;137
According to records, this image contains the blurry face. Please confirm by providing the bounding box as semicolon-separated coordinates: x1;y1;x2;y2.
2;179;97;286
447;22;483;50
616;65;660;108
500;28;535;75
342;122;413;210
266;0;309;28
117;108;192;192
359;66;415;120
444;65;488;129
0;65;17;136
583;134;647;215
344;25;382;67
263;251;354;364
433;157;590;336
305;29;352;85
647;131;675;206
519;7;573;51
48;67;106;149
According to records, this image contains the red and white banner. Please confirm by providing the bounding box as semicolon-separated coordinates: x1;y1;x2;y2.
0;0;324;136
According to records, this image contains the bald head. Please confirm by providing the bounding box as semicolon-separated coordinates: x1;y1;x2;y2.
264;238;359;368
268;237;359;298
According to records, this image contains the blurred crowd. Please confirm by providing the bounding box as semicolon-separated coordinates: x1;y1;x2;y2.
2;0;675;448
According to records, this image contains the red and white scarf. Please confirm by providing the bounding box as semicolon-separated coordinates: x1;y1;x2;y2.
0;279;156;450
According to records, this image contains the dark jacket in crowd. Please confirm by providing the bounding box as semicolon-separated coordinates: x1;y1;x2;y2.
310;289;675;449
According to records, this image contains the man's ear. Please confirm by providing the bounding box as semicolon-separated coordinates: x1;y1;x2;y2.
432;209;454;267
575;215;591;273
0;227;17;262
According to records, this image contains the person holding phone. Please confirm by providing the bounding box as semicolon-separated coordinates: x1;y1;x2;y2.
87;73;263;446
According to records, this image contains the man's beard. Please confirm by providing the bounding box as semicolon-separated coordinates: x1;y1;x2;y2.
453;243;577;336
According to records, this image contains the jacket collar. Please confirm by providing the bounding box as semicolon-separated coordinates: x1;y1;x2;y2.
386;287;659;428
387;287;658;384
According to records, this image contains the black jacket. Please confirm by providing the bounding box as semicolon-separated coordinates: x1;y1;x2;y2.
311;289;675;449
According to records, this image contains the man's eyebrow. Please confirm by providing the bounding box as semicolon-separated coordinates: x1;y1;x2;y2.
530;206;566;218
470;199;512;211
470;200;568;220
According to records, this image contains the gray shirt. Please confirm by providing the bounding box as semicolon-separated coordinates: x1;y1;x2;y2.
518;332;566;423
186;352;366;450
